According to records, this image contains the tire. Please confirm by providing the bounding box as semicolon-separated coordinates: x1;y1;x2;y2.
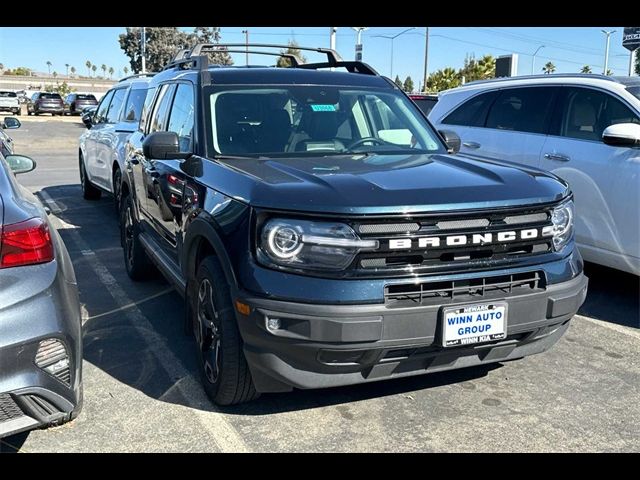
120;193;154;281
191;256;260;406
28;111;32;116
79;154;102;200
14;110;21;116
112;168;122;215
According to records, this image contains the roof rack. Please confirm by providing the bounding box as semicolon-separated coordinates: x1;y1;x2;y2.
464;73;622;87
118;73;156;83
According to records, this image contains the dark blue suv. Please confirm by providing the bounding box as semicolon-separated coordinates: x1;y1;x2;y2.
118;44;588;405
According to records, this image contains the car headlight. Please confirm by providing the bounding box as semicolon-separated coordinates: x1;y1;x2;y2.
259;219;378;272
547;199;574;251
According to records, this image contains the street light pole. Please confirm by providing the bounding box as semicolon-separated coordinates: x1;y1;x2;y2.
242;30;249;65
629;49;637;76
423;27;429;92
141;27;146;74
531;45;545;75
602;29;616;75
373;27;416;79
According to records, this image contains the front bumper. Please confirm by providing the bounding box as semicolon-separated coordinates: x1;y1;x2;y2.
236;271;588;393
0;252;82;438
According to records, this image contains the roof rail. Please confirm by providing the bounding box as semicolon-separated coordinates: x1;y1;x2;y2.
464;73;622;87
297;61;378;76
118;73;156;83
187;43;343;66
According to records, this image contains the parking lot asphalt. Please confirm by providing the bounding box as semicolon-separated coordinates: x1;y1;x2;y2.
1;116;639;452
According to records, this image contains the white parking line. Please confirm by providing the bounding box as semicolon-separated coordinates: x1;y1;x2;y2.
84;287;175;321
575;315;640;340
39;197;249;452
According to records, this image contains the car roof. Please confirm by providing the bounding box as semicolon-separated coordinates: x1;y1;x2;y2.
150;66;392;89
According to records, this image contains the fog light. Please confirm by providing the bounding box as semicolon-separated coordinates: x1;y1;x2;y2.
267;318;281;331
35;338;70;386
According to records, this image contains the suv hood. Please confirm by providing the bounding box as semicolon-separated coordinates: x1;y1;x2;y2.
212;153;569;215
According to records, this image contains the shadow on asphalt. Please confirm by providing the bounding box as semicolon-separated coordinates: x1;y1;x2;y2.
24;185;640;422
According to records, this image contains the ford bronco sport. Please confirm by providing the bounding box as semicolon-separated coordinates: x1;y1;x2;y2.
118;44;588;405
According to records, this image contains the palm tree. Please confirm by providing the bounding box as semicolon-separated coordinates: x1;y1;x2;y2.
91;65;97;77
542;61;556;74
581;65;592;74
123;66;129;76
70;66;76;77
85;60;91;77
65;63;70;76
108;66;114;79
605;69;613;76
46;61;52;75
101;64;107;78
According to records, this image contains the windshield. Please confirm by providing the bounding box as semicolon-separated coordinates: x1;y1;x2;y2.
207;86;445;157
627;86;640;101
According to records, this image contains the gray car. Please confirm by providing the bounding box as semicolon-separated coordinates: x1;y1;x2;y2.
0;117;82;439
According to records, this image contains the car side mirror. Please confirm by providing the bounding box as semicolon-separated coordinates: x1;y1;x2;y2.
82;115;93;129
5;154;36;174
602;123;640;147
2;117;21;130
439;129;461;154
143;132;191;160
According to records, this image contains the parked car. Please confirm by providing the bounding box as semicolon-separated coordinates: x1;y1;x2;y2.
27;92;64;116
429;74;640;275
64;93;98;116
408;93;438;116
0;117;83;438
0;91;21;116
118;44;587;406
1;117;18;157
78;74;154;212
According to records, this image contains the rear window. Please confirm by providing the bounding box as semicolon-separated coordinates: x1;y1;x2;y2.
627;86;640;101
40;93;62;100
0;92;17;98
411;97;438;116
76;94;96;101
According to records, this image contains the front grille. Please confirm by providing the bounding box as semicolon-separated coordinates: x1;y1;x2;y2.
352;204;556;276
385;271;545;307
0;393;23;423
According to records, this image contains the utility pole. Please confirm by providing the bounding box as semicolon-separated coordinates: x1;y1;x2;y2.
330;27;337;51
602;29;616;75
422;27;429;92
351;27;368;61
242;30;249;65
141;27;146;74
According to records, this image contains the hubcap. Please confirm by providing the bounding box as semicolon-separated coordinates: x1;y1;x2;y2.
196;279;221;384
124;204;134;267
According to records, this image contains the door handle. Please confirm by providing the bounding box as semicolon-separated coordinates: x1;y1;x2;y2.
544;153;570;162
462;141;481;149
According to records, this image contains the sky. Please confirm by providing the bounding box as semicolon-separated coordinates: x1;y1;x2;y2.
0;27;635;87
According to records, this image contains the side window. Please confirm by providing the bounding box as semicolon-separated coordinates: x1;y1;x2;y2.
149;84;176;133
167;83;195;152
139;87;157;132
122;88;147;123
558;87;640;142
106;88;126;124
486;87;555;134
442;91;498;127
94;90;114;124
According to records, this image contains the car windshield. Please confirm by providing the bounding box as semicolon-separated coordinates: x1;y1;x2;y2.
40;93;61;99
77;94;96;100
207;86;445;157
627;86;640;101
0;92;17;98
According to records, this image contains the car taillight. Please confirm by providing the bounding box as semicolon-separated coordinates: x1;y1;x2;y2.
0;217;54;268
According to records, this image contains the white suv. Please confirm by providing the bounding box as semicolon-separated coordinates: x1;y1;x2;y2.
429;74;640;275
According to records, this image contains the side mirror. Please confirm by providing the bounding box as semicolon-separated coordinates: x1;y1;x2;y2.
82;114;93;129
439;129;461;154
5;154;36;174
2;117;21;130
602;123;640;147
143;131;191;160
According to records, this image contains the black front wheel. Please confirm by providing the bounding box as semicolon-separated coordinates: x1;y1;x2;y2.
79;154;101;200
120;193;153;281
192;256;260;406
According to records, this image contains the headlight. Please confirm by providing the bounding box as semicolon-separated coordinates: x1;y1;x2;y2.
259;219;378;272
547;199;574;251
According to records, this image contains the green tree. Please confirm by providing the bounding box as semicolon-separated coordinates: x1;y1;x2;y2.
542;61;556;74
44;81;74;98
459;54;496;82
0;63;4;71
4;66;32;76
426;67;462;93
70;66;76;77
52;71;58;79
123;66;129;76
403;76;414;93
85;60;91;77
65;63;70;76
101;64;107;78
394;75;403;89
118;27;232;73
91;64;97;76
605;69;613;76
108;66;115;79
46;61;52;75
580;65;592;73
636;52;640;75
276;40;307;67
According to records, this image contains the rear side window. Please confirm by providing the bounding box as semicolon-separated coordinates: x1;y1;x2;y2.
106;88;127;123
122;88;147;123
485;87;555;134
0;92;17;98
139;87;157;132
149;84;177;133
167;83;195;152
442;91;497;127
94;90;114;124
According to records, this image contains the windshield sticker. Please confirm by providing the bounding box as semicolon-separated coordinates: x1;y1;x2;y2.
310;104;336;112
